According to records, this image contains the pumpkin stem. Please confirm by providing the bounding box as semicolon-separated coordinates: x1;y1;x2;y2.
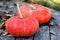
30;5;36;10
16;3;23;18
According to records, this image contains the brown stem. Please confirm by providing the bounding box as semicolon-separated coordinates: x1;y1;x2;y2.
16;3;23;18
30;5;36;9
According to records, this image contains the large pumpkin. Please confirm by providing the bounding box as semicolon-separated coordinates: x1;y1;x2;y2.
5;16;39;37
16;4;52;24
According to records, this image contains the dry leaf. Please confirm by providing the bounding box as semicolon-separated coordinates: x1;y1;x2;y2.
2;31;8;36
50;31;56;35
57;23;60;26
1;16;7;21
7;5;14;8
0;22;4;29
7;34;13;36
49;22;54;26
2;18;6;21
0;10;10;14
1;16;6;19
5;14;13;17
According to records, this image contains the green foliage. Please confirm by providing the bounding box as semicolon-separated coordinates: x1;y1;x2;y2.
23;0;60;11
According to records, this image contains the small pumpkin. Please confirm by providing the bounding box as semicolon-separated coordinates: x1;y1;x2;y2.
17;4;52;24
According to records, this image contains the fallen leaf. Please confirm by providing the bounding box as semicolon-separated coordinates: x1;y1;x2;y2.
49;22;54;26
0;22;4;29
2;31;8;36
7;5;14;8
50;31;56;35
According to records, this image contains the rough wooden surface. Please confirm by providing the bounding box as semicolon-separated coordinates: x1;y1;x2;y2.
0;36;15;40
0;0;60;40
50;9;60;40
34;26;50;40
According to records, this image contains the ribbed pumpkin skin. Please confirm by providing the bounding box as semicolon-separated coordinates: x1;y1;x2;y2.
17;4;52;24
5;16;39;37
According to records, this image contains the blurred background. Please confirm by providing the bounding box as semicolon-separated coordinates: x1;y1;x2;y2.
22;0;60;11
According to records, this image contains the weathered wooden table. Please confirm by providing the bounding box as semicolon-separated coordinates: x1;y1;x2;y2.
0;0;60;40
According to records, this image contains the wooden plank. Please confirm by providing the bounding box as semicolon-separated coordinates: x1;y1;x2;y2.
0;36;15;40
50;26;58;40
5;2;17;15
0;30;3;35
57;26;60;40
16;36;33;40
50;9;60;40
34;26;50;40
5;1;28;15
50;26;60;40
50;19;60;40
6;6;17;15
